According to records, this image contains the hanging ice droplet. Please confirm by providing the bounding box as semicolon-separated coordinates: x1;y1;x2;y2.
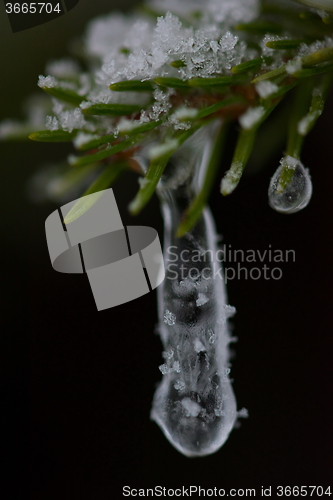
151;126;237;457
268;157;313;214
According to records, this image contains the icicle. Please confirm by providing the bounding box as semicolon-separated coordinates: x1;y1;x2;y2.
151;126;237;457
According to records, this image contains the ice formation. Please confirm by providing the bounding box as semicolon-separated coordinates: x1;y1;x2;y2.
151;126;237;457
3;0;329;456
268;157;313;214
2;0;331;143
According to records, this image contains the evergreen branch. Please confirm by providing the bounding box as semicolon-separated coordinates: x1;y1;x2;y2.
221;98;282;195
29;130;78;142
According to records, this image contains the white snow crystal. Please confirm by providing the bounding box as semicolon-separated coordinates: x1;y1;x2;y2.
238;407;249;418
220;161;243;194
255;81;279;98
286;57;302;75
38;75;57;88
284;155;299;168
162;349;174;360
159;363;170;375
174;380;186;392
239;106;265;129
57;108;86;133
73;132;98;149
298;115;313;135
220;31;238;52
46;59;80;79
163;309;176;325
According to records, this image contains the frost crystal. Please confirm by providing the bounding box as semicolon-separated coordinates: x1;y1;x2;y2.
196;293;209;307
286;57;302;75
174;380;186;392
38;75;57;88
73;132;98;149
239;106;265;130
149;139;179;160
150;0;259;24
163;309;176;325
0;0;269;138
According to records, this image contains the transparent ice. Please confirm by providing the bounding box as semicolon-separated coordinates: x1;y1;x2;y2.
268;158;313;214
151;125;237;457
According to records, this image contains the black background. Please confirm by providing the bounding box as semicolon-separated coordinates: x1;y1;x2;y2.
0;1;332;498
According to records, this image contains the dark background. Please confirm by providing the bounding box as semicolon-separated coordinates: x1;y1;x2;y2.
0;1;332;498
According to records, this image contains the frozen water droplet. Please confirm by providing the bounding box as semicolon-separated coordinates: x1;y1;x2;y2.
152;129;237;457
268;158;312;214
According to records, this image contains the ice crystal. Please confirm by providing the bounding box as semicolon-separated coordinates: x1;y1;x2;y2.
255;81;279;99
239;106;265;130
38;75;57;89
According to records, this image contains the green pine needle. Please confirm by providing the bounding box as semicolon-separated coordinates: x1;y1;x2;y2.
110;80;154;92
29;130;78;142
154;77;190;89
170;60;187;68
